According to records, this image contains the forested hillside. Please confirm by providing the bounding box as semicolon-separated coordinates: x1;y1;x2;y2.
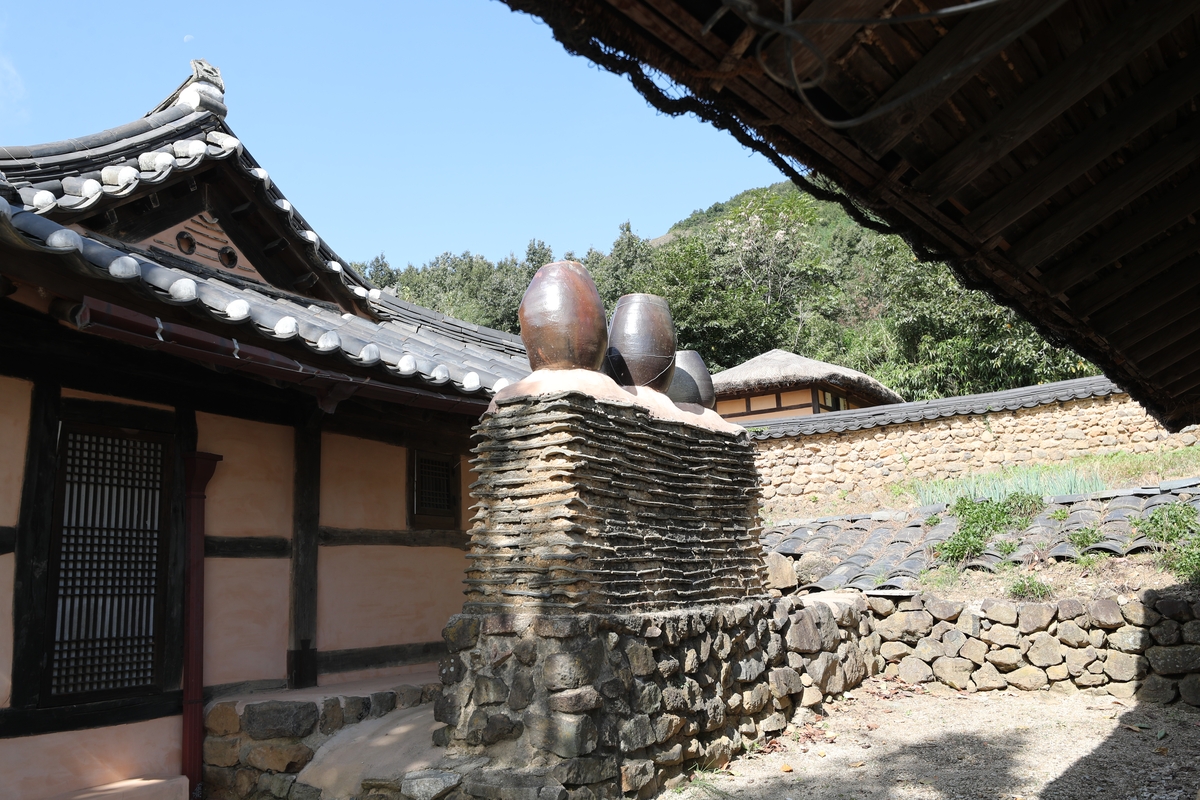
357;182;1097;401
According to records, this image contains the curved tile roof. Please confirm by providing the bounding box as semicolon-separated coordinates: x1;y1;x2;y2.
747;375;1121;439
761;479;1200;593
0;60;531;401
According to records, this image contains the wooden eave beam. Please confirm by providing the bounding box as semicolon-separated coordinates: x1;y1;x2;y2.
1094;256;1200;347
756;0;891;85
850;0;1067;160
1006;114;1200;271
964;53;1200;241
912;0;1195;203
1040;167;1200;294
1070;219;1200;318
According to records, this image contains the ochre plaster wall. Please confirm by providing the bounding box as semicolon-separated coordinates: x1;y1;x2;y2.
0;375;32;527
319;433;407;531
0;553;13;708
316;546;467;651
0;715;181;799
197;412;293;539
203;559;289;686
756;393;1200;522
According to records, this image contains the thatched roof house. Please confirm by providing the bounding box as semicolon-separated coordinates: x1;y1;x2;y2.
712;349;902;422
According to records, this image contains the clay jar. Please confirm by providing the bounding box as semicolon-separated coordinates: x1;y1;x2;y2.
666;350;716;409
603;293;677;391
518;261;608;371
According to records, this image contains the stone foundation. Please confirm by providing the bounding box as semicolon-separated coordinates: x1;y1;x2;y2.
433;593;880;798
201;682;439;800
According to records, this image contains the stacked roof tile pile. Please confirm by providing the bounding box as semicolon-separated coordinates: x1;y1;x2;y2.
466;391;766;613
761;477;1200;592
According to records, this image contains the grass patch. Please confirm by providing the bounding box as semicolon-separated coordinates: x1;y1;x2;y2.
899;446;1200;508
1009;575;1054;600
1068;525;1102;550
919;566;959;590
1076;552;1108;570
1133;502;1200;584
995;539;1018;557
1048;508;1069;522
935;492;1042;564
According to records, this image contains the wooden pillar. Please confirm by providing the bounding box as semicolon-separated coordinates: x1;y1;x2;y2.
182;452;222;794
9;381;60;709
288;411;321;689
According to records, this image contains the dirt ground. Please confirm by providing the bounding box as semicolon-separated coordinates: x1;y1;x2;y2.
915;554;1200;607
673;676;1200;800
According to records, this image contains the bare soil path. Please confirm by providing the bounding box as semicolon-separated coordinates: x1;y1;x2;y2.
673;677;1200;800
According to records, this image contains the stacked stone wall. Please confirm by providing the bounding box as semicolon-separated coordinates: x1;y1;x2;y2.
757;393;1200;522
434;593;881;798
867;591;1200;704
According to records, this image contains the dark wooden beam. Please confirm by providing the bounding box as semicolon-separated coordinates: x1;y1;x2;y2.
1070;219;1200;318
288;412;321;690
204;536;291;558
1040;169;1200;294
965;54;1200;240
9;381;60;709
0;526;15;555
318;526;470;550
850;0;1066;159
1140;329;1200;378
1101;268;1200;354
755;0;890;85
1007;115;1200;271
0;691;183;739
316;642;447;675
1093;256;1200;343
914;0;1196;203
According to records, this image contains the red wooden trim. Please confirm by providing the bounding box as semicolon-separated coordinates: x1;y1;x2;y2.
182;452;222;795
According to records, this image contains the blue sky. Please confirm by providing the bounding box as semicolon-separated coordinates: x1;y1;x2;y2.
0;2;784;268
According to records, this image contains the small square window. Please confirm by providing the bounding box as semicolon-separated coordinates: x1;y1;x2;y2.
414;453;456;518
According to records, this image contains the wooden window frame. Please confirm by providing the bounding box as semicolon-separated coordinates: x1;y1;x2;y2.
411;451;460;530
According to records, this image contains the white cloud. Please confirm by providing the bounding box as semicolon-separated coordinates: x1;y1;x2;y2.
183;34;194;43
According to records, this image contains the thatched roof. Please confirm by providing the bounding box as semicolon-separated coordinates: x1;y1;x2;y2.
711;349;903;406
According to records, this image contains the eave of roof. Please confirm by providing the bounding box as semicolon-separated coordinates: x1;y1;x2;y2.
0;60;531;404
501;1;1200;432
746;375;1120;439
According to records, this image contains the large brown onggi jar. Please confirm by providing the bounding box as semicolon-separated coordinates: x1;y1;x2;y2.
518;261;608;371
602;293;677;391
666;350;716;409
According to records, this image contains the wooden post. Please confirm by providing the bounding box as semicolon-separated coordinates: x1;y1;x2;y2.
182;452;222;797
288;412;321;689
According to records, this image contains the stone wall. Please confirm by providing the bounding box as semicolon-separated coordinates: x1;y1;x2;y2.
756;392;1200;522
202;681;439;800
867;590;1200;705
434;593;881;798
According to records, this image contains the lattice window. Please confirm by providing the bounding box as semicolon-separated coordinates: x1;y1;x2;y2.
414;454;455;517
42;425;170;704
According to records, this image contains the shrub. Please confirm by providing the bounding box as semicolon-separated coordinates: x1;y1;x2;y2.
935;493;1044;564
1068;525;1102;551
1134;502;1200;584
1009;575;1053;600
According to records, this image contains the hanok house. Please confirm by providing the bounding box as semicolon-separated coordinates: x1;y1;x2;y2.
0;61;529;798
711;349;902;424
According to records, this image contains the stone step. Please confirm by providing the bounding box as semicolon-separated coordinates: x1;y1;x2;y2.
47;776;188;800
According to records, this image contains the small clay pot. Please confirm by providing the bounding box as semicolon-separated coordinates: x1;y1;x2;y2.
666;350;716;409
603;294;677;391
518;261;608;371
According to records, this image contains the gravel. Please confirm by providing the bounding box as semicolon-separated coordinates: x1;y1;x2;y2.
674;676;1200;800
